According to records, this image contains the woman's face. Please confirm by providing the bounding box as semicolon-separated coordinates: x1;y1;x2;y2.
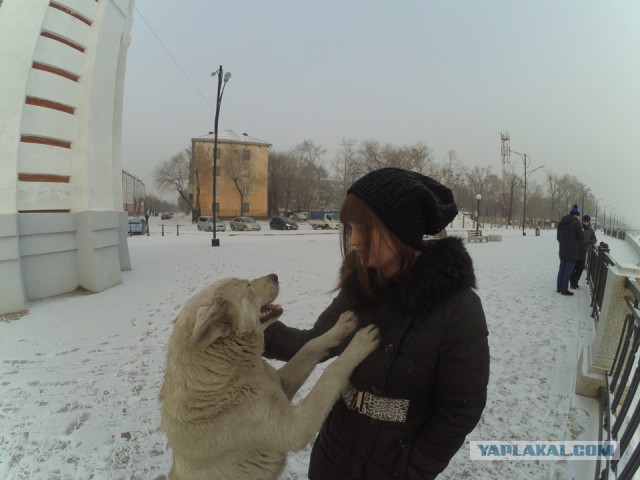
348;223;400;277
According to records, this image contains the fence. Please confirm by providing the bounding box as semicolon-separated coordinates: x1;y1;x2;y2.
586;242;615;325
160;224;183;236
595;278;640;480
604;228;627;241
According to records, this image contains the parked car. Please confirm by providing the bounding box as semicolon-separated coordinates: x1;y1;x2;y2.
230;216;261;231
269;217;298;231
128;217;148;235
197;216;226;232
161;212;173;220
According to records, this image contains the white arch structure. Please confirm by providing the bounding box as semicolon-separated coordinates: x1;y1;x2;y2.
0;0;135;314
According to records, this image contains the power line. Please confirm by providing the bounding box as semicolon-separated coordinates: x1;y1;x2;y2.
133;6;230;130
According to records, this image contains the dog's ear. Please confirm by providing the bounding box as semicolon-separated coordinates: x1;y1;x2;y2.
191;300;235;350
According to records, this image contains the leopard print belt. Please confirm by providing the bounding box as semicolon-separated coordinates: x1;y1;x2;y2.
341;382;410;423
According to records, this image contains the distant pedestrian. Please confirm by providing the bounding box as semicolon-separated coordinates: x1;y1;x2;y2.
570;214;597;289
556;204;584;296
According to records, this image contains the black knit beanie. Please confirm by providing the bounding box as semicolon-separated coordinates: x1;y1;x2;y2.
347;168;458;249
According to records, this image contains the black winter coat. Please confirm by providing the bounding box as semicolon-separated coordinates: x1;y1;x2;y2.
579;226;597;259
264;237;490;479
556;215;584;261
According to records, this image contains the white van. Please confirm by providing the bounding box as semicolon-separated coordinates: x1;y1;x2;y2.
308;211;341;230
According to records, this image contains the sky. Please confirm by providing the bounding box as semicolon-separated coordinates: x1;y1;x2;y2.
121;0;640;225
4;219;640;479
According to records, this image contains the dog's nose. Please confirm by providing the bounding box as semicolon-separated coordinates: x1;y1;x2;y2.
268;273;279;283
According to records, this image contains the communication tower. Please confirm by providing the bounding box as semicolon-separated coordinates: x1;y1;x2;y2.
500;132;511;218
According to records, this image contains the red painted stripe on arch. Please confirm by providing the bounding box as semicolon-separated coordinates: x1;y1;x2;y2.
49;2;93;26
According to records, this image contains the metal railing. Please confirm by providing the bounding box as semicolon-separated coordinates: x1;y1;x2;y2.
587;242;615;325
595;278;640;480
604;228;627;241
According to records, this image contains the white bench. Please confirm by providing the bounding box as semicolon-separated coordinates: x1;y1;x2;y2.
467;229;488;243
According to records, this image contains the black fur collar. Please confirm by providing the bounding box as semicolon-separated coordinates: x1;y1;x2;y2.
343;237;476;315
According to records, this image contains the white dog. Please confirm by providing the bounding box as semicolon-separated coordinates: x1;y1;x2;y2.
160;273;379;480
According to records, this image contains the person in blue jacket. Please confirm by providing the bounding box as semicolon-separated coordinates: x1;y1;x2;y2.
264;168;490;479
570;214;597;289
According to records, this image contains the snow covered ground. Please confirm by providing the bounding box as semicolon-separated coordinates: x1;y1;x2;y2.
1;217;638;480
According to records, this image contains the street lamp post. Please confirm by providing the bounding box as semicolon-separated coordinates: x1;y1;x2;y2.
510;149;544;236
603;205;610;233
210;65;231;247
594;197;603;231
476;193;482;236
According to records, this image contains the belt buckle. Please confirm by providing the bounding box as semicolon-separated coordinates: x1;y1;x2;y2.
349;389;367;414
355;390;367;414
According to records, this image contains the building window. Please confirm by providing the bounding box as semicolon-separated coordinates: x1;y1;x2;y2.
242;202;250;213
242;185;250;195
242;149;250;160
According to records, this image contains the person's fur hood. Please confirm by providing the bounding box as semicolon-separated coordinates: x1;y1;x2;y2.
342;236;477;316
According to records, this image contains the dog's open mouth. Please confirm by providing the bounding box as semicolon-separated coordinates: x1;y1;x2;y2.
260;304;283;323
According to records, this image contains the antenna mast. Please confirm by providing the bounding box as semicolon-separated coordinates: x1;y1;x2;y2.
500;132;511;218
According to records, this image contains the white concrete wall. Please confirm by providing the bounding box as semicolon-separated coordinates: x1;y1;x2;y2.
0;0;135;315
0;1;48;213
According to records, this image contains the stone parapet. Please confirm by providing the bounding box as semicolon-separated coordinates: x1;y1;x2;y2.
576;264;640;398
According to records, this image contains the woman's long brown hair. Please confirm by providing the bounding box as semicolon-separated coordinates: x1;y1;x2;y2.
337;194;419;299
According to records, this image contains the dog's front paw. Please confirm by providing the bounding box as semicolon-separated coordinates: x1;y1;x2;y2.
342;324;380;362
321;310;358;348
333;310;358;337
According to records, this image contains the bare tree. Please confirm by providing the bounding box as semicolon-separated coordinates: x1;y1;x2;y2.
546;172;560;220
483;173;504;222
407;142;434;175
292;139;327;166
466;166;492;197
464;166;492;224
154;149;195;218
556;174;582;218
579;185;591;214
268;145;332;215
267;150;293;217
357;140;434;174
504;169;522;226
526;181;545;222
143;193;160;222
305;163;331;210
358;140;385;171
290;140;329;210
332;137;360;196
434;150;468;207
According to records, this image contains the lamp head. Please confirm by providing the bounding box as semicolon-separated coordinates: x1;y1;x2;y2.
223;72;232;82
476;193;482;200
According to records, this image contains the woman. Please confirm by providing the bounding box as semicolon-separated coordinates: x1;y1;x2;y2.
264;168;490;479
